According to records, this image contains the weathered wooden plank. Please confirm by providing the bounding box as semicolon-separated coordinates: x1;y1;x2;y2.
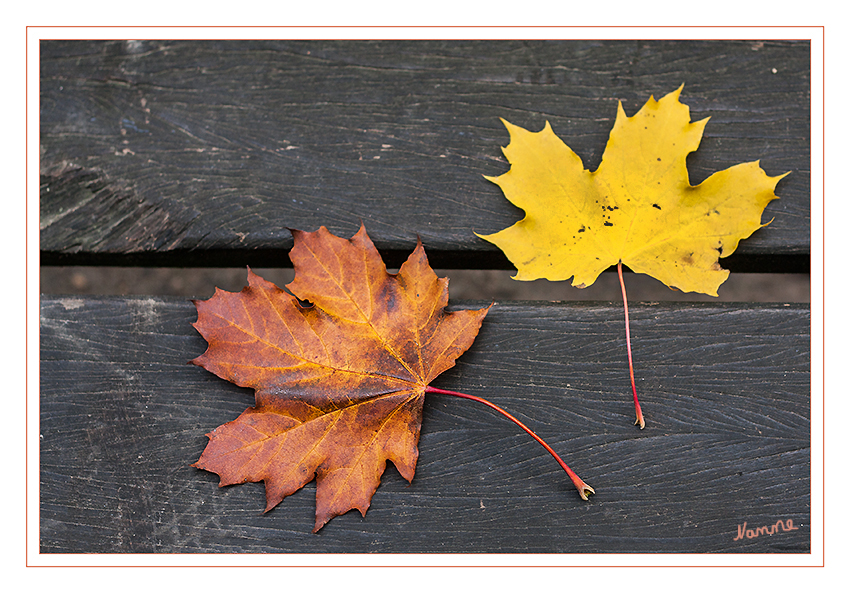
40;40;810;270
40;296;810;553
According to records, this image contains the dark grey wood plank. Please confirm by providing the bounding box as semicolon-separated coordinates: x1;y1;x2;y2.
40;295;810;553
40;40;810;270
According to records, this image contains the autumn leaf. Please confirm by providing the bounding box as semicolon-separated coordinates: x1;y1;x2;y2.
477;85;787;297
477;86;787;428
190;225;491;532
192;225;596;530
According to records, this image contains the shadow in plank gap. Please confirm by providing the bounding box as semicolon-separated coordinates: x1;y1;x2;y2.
40;267;809;303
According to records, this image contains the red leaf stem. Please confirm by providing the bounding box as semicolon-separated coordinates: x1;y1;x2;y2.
424;385;594;500
618;261;645;429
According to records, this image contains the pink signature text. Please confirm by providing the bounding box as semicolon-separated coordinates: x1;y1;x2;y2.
734;519;799;541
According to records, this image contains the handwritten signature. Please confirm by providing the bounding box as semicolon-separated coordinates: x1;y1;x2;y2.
734;519;799;541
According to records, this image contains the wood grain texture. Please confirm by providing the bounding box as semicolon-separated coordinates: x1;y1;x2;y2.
40;295;810;553
40;40;810;270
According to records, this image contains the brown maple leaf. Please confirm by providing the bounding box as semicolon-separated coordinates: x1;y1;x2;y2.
191;225;491;532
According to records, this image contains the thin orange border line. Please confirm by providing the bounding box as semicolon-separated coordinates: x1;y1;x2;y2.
27;26;823;568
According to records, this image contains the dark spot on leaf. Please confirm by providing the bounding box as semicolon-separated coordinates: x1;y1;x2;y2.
657;158;661;161
604;221;613;227
652;204;661;210
577;225;585;233
383;292;398;312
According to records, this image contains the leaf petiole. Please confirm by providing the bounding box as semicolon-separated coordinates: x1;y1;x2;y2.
424;385;595;500
617;261;645;429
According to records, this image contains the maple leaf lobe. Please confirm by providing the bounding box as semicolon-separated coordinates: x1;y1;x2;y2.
477;86;788;296
191;224;489;531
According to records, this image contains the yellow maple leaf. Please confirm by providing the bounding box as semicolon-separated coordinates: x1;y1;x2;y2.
477;86;787;296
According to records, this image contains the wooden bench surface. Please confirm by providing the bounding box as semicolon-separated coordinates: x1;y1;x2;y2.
39;39;811;554
40;297;810;553
40;39;810;271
